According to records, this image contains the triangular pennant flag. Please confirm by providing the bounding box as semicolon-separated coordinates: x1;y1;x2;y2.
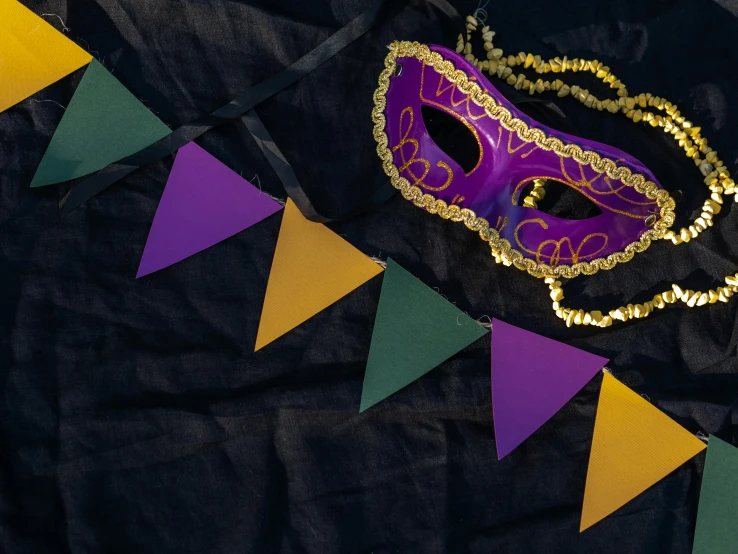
360;259;488;412
692;436;738;554
0;1;92;113
580;373;706;532
136;143;283;277
30;59;170;188
254;199;383;351
491;319;608;459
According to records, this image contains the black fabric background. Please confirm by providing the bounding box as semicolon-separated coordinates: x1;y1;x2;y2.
1;1;737;552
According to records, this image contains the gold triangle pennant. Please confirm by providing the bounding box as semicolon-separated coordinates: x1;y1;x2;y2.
255;199;383;351
0;1;92;113
580;373;706;531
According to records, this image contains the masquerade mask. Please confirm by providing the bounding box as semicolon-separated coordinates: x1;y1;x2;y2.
372;32;738;328
374;41;674;279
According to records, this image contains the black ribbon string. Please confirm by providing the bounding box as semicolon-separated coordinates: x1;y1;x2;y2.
60;0;463;218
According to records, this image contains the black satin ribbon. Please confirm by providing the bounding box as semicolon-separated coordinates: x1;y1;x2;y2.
243;109;399;223
60;0;394;212
59;0;463;218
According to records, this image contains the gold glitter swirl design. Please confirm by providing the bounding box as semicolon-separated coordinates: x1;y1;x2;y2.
371;41;675;279
392;106;453;192
513;218;609;264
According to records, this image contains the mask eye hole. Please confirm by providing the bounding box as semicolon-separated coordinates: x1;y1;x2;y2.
421;105;481;174
518;178;603;220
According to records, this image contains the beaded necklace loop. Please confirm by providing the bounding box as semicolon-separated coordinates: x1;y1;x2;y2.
458;15;738;327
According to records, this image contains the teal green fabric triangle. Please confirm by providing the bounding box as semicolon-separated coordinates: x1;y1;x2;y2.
31;59;170;187
692;436;738;554
360;258;488;412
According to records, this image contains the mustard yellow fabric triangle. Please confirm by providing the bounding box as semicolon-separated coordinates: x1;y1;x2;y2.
580;373;706;531
255;199;383;351
0;1;92;113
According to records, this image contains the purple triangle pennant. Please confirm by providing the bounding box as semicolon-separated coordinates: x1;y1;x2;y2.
137;142;282;278
491;319;608;459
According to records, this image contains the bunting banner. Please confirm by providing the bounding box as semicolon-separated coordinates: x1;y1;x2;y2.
255;199;383;351
137;143;283;277
31;59;171;188
580;373;706;531
490;319;608;459
0;0;92;113
360;259;488;412
692;435;738;554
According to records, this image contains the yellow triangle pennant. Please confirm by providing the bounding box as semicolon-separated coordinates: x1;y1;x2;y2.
255;199;383;351
0;1;92;113
580;373;706;531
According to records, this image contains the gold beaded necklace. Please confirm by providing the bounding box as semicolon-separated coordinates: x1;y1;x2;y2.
457;13;738;328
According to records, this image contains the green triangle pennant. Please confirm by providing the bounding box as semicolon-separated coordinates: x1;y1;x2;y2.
31;59;171;188
692;436;738;554
360;258;488;412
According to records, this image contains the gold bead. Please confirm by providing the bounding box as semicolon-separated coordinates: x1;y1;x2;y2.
686;291;701;307
614;307;628;321
550;288;564;302
673;284;684;298
696;292;709;306
566;310;576;327
596;66;610;78
704;199;721;214
663;290;677;303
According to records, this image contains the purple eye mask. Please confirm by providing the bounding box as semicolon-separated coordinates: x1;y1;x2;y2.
373;42;674;276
